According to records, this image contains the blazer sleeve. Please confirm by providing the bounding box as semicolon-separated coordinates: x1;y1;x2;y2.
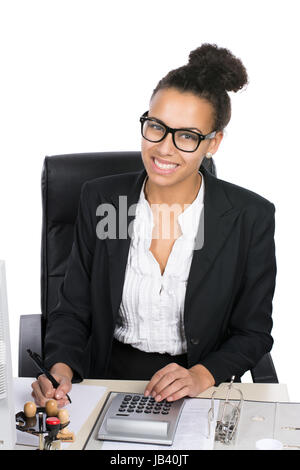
199;203;277;385
44;181;95;382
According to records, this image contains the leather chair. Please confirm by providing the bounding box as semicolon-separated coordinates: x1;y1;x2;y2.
18;152;278;383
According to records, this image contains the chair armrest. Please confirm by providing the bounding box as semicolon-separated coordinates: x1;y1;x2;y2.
250;352;279;383
18;314;42;377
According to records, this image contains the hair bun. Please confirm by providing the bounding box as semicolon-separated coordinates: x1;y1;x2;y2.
188;43;248;93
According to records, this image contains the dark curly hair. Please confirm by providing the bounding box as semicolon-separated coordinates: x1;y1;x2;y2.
151;43;248;132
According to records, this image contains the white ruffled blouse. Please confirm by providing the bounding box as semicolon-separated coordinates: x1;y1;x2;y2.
113;171;205;355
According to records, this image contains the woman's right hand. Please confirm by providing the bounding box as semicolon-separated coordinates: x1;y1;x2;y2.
31;363;73;408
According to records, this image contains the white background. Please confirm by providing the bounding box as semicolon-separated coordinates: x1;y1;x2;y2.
0;0;299;399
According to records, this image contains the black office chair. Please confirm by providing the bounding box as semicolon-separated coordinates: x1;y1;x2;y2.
18;152;278;383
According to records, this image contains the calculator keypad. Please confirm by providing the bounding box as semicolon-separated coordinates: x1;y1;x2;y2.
118;394;172;415
97;391;186;445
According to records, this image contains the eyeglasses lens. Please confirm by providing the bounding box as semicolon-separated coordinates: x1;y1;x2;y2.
175;130;199;152
142;120;165;141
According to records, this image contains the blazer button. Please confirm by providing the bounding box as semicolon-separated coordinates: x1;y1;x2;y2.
190;337;199;345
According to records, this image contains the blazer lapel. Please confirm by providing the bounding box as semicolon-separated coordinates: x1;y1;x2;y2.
105;169;148;320
183;166;240;321
104;165;240;322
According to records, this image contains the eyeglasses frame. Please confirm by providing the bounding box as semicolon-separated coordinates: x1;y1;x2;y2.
139;111;216;153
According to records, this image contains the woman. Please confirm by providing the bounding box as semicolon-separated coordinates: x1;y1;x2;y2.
32;44;276;408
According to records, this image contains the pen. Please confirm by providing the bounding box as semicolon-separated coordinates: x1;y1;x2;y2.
281;426;300;431
26;348;72;404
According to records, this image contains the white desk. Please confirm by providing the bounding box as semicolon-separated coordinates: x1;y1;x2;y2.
64;380;290;450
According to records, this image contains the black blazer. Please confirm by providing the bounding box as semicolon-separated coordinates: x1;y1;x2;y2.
44;164;277;385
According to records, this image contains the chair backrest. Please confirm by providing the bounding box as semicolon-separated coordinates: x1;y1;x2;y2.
41;151;216;333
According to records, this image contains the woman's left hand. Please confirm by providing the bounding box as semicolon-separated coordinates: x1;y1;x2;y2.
144;363;215;402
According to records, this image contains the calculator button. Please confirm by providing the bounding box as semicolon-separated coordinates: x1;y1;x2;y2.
162;410;169;414
132;396;140;401
153;410;160;414
128;409;134;412
144;410;151;414
124;395;132;401
135;409;143;413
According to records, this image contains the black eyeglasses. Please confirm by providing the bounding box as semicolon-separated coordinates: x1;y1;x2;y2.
139;111;216;153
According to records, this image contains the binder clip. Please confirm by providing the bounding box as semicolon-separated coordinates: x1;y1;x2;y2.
207;375;243;445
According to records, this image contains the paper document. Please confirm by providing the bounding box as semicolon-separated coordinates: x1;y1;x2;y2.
101;397;219;450
14;377;107;449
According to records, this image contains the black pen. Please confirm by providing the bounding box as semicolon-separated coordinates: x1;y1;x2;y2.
26;349;72;404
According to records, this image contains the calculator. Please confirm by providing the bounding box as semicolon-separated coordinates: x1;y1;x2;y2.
96;392;185;446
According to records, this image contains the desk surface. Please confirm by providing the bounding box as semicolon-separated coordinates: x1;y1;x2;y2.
66;380;290;450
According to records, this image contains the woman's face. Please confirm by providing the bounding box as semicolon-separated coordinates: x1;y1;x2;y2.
141;87;223;188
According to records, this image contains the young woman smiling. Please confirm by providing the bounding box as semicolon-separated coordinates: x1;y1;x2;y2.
31;44;276;408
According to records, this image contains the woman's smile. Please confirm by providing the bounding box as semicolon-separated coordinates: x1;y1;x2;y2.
151;156;180;174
